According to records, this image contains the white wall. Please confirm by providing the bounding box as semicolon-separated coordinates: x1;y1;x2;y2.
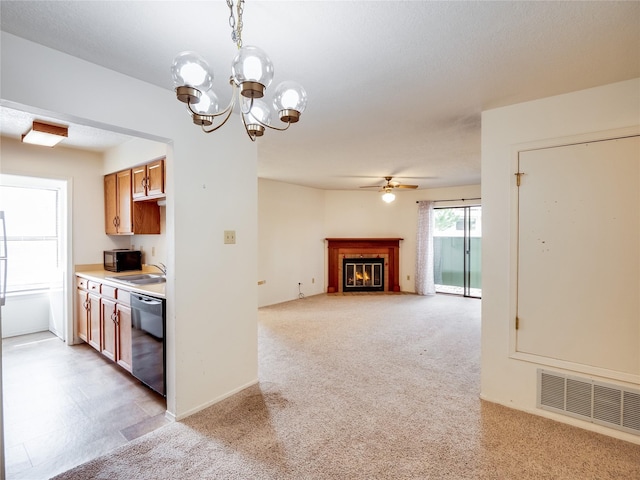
1;32;258;420
481;77;640;444
103;136;167;173
258;179;480;304
258;179;326;306
0;293;49;338
0;137;128;262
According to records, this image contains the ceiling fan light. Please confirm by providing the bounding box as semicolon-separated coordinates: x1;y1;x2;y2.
21;121;68;147
382;191;396;203
171;51;213;100
232;46;274;98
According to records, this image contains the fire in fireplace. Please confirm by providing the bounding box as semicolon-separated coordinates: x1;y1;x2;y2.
343;258;384;292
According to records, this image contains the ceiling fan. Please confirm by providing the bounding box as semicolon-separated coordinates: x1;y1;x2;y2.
359;176;419;203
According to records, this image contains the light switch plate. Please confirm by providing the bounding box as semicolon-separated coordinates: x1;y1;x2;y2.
224;230;236;244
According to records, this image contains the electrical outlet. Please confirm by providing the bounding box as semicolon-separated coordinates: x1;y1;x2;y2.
407;275;410;280
152;246;156;256
224;230;236;244
312;277;315;284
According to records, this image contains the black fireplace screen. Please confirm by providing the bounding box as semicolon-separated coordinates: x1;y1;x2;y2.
343;258;384;292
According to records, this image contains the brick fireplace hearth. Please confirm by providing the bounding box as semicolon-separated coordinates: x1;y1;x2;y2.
325;238;402;293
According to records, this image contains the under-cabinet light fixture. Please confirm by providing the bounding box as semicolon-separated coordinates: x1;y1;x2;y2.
21;121;68;147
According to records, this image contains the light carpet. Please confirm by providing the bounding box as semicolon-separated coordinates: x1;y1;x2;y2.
53;293;640;479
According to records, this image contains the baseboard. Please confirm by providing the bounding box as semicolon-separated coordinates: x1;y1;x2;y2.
479;393;640;445
174;378;259;421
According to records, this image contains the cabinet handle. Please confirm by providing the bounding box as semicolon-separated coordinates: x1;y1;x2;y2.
141;178;146;188
111;312;117;323
112;217;117;227
83;300;89;310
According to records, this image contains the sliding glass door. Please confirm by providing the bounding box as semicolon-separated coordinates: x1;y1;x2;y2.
433;206;481;298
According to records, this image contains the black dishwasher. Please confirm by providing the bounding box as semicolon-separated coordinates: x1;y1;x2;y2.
130;293;166;397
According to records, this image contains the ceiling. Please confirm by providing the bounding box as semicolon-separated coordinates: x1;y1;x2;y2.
1;1;639;191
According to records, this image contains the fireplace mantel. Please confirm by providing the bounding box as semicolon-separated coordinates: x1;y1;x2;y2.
325;238;402;293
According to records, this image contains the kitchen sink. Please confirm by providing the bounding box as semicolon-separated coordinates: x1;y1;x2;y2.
107;273;166;285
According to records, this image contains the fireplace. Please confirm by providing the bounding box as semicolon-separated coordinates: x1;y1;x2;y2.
326;238;402;293
343;258;384;292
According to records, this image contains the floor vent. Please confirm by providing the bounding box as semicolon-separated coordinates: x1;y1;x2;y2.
537;369;640;436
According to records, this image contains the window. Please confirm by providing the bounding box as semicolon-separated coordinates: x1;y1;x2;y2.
0;181;63;293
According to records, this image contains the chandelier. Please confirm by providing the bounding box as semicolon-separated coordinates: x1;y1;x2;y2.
171;0;307;141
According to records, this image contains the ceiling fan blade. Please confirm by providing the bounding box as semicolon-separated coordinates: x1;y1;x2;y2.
359;185;384;189
395;184;419;189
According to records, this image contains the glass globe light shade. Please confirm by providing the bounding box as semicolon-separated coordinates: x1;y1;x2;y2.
171;51;213;91
246;99;272;126
191;89;219;115
273;81;308;113
231;46;274;95
382;191;396;203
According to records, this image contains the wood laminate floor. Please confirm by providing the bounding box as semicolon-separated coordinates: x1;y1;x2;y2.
3;331;169;479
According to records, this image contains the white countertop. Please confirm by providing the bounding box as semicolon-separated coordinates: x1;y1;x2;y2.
76;266;166;299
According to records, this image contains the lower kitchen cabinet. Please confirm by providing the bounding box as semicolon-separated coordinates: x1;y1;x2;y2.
76;275;133;373
76;277;102;349
75;288;88;342
87;292;102;351
116;302;132;372
101;296;117;362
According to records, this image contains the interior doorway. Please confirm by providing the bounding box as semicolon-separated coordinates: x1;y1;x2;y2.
0;174;69;340
433;206;481;298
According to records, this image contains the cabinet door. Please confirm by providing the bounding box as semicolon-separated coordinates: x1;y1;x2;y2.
116;170;133;234
116;303;132;372
104;173;118;235
101;297;117;362
87;293;102;351
146;159;165;197
132;165;147;200
75;289;89;342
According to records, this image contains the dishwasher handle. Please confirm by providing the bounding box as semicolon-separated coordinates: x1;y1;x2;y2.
131;294;164;313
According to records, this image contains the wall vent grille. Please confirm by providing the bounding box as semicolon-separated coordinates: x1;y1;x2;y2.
537;369;640;436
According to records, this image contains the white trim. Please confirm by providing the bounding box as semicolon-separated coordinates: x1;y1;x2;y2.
509;125;640;385
509;351;640;386
479;393;640;446
173;379;259;421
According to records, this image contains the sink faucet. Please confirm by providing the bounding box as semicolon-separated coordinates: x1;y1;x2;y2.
151;263;167;275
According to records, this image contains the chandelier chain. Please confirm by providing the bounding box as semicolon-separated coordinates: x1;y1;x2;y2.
227;0;244;49
236;0;244;48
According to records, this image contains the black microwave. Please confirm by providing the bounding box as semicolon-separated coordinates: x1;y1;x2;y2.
104;249;142;272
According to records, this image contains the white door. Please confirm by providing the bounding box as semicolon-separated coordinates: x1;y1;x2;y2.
516;135;640;376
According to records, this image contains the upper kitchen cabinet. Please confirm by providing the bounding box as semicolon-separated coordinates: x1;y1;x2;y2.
105;170;133;235
132;158;165;201
105;168;161;235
